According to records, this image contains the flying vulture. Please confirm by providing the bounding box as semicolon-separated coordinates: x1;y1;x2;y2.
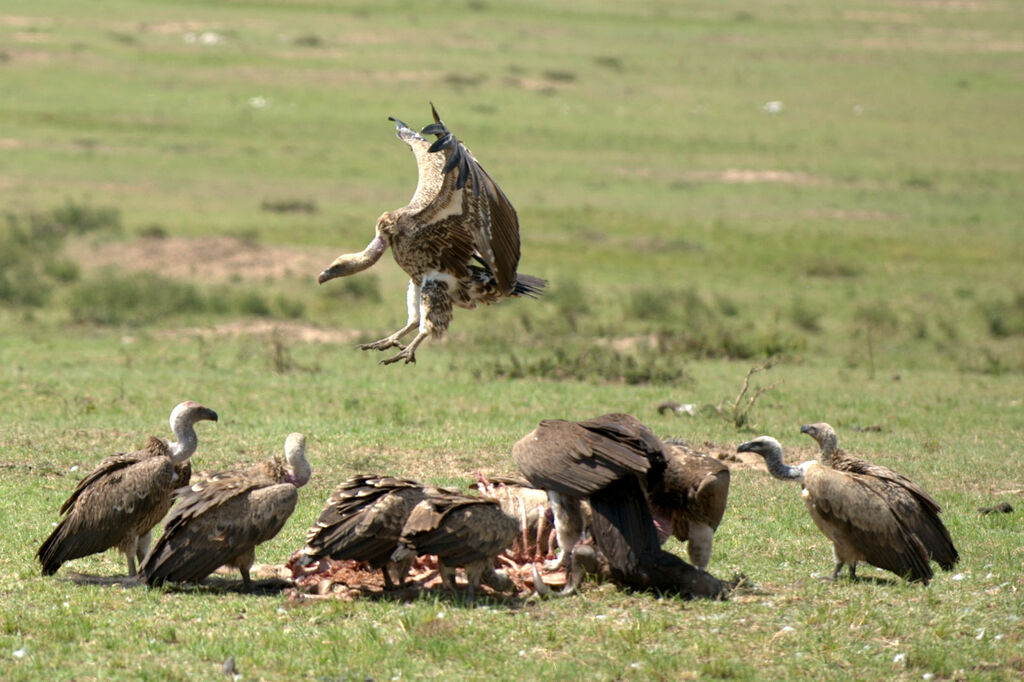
140;432;311;591
318;104;545;365
37;401;217;577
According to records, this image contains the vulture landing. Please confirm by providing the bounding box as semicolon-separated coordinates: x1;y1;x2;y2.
140;433;311;591
297;475;429;589
513;414;729;598
391;489;519;601
318;104;545;365
737;434;955;584
37;401;217;577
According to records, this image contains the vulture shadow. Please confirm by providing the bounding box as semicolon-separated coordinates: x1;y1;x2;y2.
66;572;142;588
308;582;530;609
65;572;293;595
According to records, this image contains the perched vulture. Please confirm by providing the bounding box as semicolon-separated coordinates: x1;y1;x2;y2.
391;488;518;600
737;434;956;583
652;439;731;571
800;422;958;573
318;104;545;365
37;401;217;577
297;474;429;589
513;414;728;598
141;432;311;590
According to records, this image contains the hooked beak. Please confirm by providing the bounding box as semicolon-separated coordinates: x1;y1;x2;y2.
318;235;387;284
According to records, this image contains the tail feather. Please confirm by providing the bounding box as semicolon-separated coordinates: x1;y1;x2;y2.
513;274;546;298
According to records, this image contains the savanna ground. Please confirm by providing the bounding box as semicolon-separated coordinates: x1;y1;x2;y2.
1;0;1023;679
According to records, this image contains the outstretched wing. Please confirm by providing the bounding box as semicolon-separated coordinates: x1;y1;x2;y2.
400;103;521;295
512;417;652;497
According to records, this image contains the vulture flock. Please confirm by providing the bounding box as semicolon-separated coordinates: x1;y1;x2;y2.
36;106;962;602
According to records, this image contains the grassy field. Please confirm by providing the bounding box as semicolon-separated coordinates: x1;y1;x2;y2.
2;0;1023;679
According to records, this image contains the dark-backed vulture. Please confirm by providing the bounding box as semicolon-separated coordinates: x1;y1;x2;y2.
37;401;217;577
141;432;311;590
318;104;545;365
391;489;518;600
513;414;728;598
800;422;958;572
737;434;956;583
652;439;731;571
297;474;429;589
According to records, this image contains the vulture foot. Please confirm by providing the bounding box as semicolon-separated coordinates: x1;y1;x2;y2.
360;336;407;353
379;348;417;365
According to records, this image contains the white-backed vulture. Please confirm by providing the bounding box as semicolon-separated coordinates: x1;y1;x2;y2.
141;433;311;591
391;489;518;600
297;474;429;589
318;104;545;365
800;422;958;572
512;414;728;598
737;434;956;583
37;401;217;577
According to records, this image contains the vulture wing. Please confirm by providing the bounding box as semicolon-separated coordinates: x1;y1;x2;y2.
142;482;297;586
397;494;517;567
412;104;521;295
804;466;934;583
38;438;175;575
304;475;426;567
829;452;957;569
512;417;653;497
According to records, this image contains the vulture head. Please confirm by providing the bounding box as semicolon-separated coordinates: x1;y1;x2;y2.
168;401;218;462
317;220;390;284
800;422;838;457
284;432;312;487
737;435;804;482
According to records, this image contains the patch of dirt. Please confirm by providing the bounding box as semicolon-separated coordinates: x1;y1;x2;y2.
68;235;337;283
614;167;826;186
161;320;360;345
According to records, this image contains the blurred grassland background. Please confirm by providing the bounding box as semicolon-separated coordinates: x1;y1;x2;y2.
0;1;1022;679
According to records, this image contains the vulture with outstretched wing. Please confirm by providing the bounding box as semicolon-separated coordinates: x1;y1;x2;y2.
37;401;217;577
318;104;545;365
513;413;729;598
141;433;311;590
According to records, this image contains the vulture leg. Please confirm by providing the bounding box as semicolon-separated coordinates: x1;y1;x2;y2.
545;492;584;573
686;523;714;571
361;281;420;352
380;279;450;365
136;530;152;567
464;562;486;602
240;567;252;592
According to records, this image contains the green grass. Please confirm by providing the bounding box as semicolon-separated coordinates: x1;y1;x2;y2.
2;0;1023;679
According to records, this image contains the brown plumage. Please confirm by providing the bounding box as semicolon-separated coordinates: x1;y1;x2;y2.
392;489;519;600
738;433;957;584
141;433;311;590
318;104;545;365
513;414;729;598
298;475;429;589
37;401;217;577
800;422;959;575
651;439;731;571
